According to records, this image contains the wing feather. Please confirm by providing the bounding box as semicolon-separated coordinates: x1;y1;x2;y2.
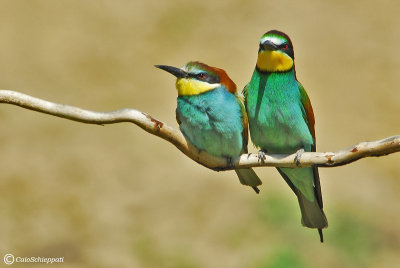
298;83;316;146
298;83;323;207
235;90;249;153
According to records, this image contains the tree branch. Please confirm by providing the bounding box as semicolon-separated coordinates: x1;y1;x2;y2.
1;89;399;170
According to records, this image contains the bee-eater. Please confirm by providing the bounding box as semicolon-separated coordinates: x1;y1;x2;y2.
244;30;328;241
156;61;262;193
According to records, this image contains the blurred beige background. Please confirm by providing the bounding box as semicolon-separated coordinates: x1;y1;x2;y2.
0;1;399;267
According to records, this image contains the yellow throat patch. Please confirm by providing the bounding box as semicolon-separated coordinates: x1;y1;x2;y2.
176;78;220;96
257;50;293;72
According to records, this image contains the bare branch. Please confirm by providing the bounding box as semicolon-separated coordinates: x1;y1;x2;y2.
1;89;399;170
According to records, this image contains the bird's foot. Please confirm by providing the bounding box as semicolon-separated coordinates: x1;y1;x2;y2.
294;148;305;167
257;150;267;163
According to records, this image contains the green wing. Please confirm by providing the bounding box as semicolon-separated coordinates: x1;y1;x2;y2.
298;83;316;145
298;83;324;209
235;90;249;154
242;83;249;96
240;84;251;153
242;83;249;109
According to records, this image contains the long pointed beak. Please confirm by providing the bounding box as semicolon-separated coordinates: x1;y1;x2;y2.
155;65;188;78
259;40;278;51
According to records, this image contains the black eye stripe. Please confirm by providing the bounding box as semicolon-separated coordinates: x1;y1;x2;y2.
188;73;220;84
277;43;294;59
279;43;288;49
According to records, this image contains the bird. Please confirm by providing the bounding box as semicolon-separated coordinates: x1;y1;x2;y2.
243;30;328;242
155;61;262;193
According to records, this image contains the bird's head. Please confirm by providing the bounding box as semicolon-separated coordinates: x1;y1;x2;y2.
256;30;295;72
155;61;236;96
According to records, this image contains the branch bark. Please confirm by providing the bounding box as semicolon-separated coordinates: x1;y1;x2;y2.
1;89;399;171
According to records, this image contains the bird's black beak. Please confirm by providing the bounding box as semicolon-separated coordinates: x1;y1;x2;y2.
259;40;278;51
155;65;188;78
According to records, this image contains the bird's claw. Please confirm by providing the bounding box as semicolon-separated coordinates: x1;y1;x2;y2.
257;150;266;163
294;148;305;166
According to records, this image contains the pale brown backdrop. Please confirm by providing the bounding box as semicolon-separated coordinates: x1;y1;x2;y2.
0;1;399;267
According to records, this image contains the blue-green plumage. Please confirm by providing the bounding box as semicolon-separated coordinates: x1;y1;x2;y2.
177;87;244;158
156;61;262;193
246;69;314;154
246;69;316;201
245;30;327;242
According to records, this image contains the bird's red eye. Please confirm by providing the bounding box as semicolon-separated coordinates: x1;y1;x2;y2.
282;44;288;50
198;73;206;79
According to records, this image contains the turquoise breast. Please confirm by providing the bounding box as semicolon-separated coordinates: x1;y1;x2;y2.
176;87;244;158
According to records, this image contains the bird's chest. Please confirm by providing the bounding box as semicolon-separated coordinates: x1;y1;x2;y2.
247;80;312;153
176;90;243;157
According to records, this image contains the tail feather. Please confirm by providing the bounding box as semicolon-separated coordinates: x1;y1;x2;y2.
297;190;328;242
278;167;328;242
297;191;328;228
235;168;262;193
